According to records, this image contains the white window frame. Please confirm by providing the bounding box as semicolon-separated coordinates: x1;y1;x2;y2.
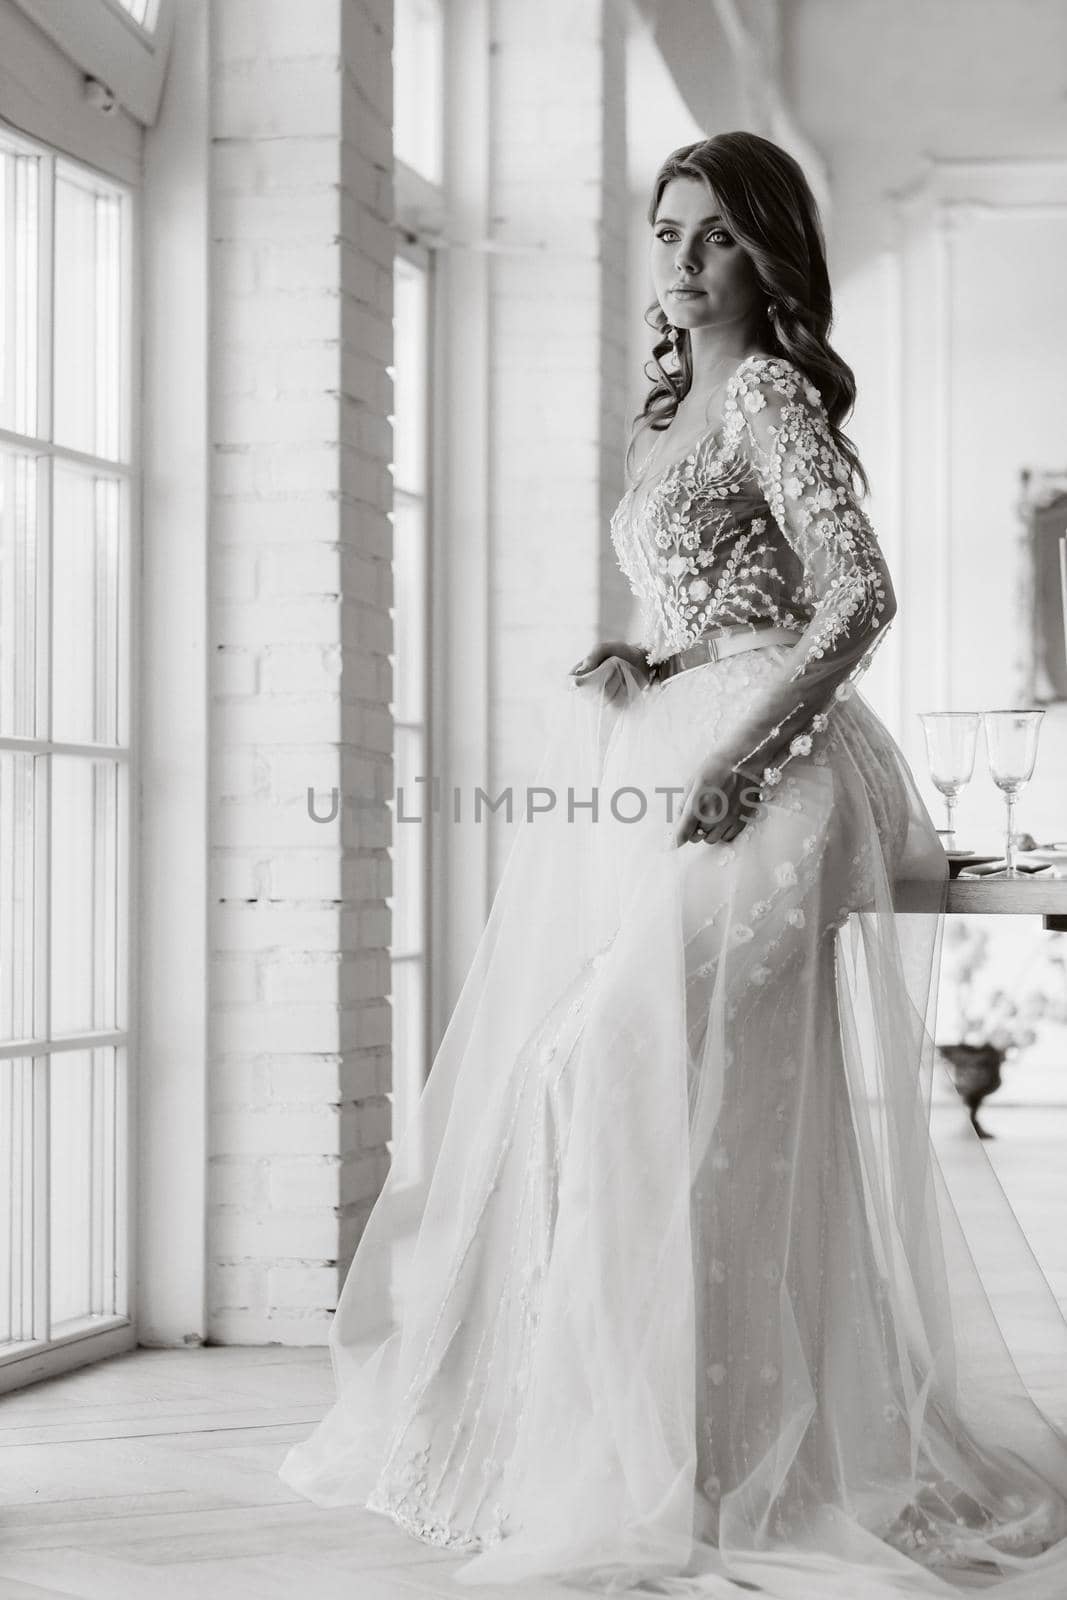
421;0;493;1044
392;0;495;1086
10;0;175;127
0;115;140;1393
389;238;436;1151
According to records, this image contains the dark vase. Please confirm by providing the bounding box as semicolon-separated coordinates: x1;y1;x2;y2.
940;1043;1006;1139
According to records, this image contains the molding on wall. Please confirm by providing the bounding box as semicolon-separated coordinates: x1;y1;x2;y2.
890;154;1067;742
933;207;953;713
1017;469;1067;705
894;155;1067;211
881;243;906;740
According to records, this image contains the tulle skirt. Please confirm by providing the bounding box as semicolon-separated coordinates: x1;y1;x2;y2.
278;642;1067;1597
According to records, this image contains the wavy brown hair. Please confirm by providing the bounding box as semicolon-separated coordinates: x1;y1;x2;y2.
631;131;869;495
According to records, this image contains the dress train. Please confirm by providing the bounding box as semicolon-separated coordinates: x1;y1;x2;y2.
279;647;1067;1597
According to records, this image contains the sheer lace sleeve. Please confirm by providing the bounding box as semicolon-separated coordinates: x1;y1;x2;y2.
719;359;896;787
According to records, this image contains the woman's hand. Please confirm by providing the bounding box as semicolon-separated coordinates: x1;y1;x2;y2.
569;640;652;703
674;756;762;849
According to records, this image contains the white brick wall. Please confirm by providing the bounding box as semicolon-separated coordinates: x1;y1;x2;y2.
202;0;630;1344
487;0;630;881
208;0;394;1343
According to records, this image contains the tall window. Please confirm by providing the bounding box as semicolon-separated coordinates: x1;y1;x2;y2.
388;249;433;1146
0;126;133;1377
394;0;444;186
390;0;445;1149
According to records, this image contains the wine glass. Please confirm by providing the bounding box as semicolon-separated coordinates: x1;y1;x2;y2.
982;710;1045;878
918;712;980;850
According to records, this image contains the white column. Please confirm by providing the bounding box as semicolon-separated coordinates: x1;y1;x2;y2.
486;0;629;882
207;0;395;1343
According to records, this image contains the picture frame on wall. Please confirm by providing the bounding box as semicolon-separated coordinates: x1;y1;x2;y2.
1018;467;1067;704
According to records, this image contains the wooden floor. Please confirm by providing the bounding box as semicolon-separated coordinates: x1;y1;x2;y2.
0;1101;1065;1600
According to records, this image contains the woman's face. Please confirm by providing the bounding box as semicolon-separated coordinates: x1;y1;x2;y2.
650;175;761;338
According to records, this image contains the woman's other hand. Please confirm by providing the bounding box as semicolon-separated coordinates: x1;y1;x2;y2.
675;757;762;849
569;641;652;702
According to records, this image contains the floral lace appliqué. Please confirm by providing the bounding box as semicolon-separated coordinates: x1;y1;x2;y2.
610;354;897;796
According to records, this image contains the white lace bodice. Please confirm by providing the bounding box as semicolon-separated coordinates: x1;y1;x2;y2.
610;354;895;785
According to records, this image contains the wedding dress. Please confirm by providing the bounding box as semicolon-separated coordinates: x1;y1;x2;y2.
278;355;1067;1597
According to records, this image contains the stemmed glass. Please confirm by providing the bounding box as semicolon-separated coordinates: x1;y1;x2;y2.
982;710;1045;878
918;713;980;850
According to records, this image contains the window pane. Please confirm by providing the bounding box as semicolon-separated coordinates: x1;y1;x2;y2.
388;250;432;1152
0;753;36;1045
52;463;124;746
50;757;123;1037
49;1046;120;1333
394;0;444;186
389;957;425;1144
393;258;428;494
0;137;39;438
0;120;134;1369
109;0;160;32
392;722;427;948
53;163;126;462
0;451;38;738
0;1056;35;1346
391;496;426;725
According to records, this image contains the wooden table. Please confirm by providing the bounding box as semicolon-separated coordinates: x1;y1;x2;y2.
944;875;1067;931
895;873;1067;928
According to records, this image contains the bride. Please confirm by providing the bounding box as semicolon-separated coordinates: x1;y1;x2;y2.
279;132;1067;1597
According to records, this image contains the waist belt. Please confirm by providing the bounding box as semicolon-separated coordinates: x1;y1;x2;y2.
650;624;798;684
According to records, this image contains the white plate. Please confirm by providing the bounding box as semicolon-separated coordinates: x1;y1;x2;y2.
958;860;1054;879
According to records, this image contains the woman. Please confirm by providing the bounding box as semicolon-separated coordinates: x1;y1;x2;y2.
279;134;1067;1597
